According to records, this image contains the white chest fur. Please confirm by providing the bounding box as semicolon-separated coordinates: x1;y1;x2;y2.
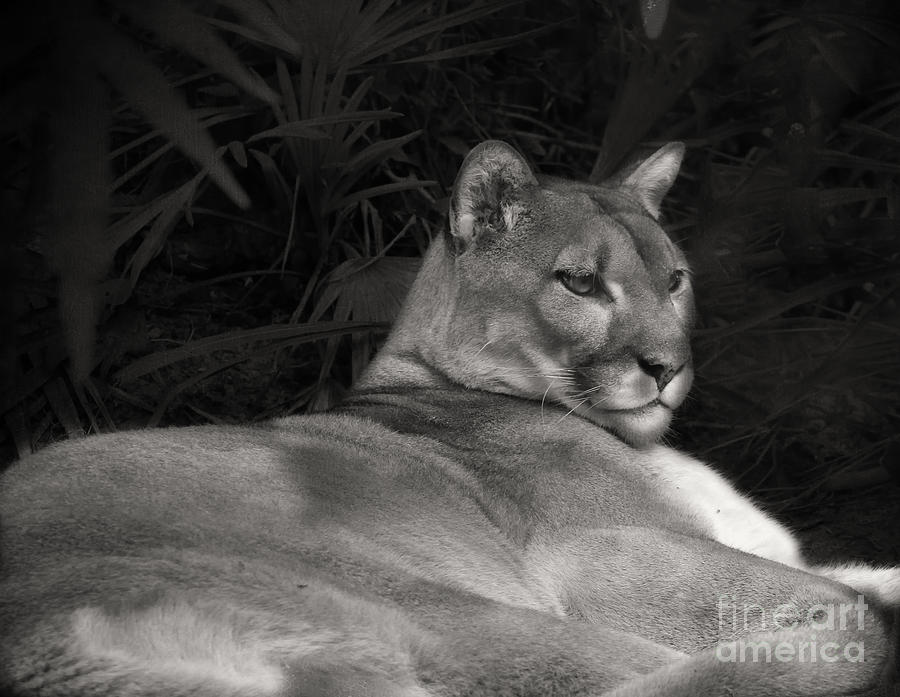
643;446;805;569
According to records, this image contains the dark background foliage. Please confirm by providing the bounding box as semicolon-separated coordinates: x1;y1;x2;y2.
2;0;898;560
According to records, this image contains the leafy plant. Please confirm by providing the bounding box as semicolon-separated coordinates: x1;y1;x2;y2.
4;0;898;523
4;0;295;381
4;0;535;453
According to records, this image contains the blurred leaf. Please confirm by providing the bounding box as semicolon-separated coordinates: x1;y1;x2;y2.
43;377;84;440
816;13;900;51
331;180;437;212
228;140;248;168
311;256;421;323
311;255;421;382
111;107;254;192
248;111;400;141
88;21;250;209
119;0;280;104
815;149;900;173
348;0;521;66
248;147;292;204
808;30;860;94
115;321;385;381
325;73;373;151
46;25;112;382
840;121;900;148
109;180;191;249
818;187;889;208
124;177;203;288
327;130;425;206
210;0;302;55
393;23;564;63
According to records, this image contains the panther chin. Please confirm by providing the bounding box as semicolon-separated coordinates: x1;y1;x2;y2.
578;399;674;447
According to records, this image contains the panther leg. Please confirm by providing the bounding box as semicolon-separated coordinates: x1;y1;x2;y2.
601;620;896;697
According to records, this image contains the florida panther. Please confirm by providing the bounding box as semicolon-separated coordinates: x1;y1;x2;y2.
1;140;897;696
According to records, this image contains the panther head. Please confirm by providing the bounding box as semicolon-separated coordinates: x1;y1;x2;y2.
368;140;694;446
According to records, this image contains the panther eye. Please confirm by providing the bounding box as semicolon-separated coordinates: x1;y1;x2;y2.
558;271;605;298
668;269;687;293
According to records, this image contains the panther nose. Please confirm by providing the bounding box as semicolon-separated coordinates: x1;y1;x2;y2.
638;357;681;392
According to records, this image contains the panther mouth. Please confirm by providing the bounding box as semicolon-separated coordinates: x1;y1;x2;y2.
541;372;679;445
575;397;673;446
606;399;663;415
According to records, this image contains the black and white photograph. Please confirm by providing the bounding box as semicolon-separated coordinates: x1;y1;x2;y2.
1;1;899;695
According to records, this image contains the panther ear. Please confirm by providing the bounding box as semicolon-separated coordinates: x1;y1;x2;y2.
449;140;537;250
621;142;685;219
